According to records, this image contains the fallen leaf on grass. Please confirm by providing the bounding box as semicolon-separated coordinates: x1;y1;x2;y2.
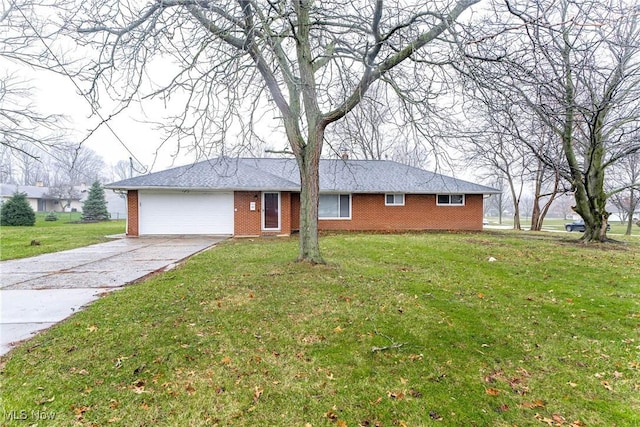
360;420;382;427
132;385;146;394
35;396;55;405
521;400;545;409
72;405;90;420
535;412;569;426
253;386;263;402
185;383;196;395
429;411;443;421
496;403;509;412
132;379;147;394
552;414;566;424
408;389;422;398
485;388;500;396
324;409;338;421
601;380;613;391
387;390;404;400
86;325;98;333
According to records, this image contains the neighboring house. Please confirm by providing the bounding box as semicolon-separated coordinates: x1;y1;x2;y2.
0;183;127;218
105;157;500;237
0;183;82;212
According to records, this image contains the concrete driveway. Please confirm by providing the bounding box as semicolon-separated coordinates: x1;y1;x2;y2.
0;236;226;356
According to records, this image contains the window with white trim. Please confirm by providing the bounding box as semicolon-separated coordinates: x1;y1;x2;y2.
437;194;465;206
319;194;351;219
385;193;405;206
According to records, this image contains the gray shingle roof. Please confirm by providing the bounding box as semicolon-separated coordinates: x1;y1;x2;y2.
1;183;52;199
105;157;500;194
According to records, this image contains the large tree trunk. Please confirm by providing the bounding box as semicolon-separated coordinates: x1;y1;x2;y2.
296;131;323;264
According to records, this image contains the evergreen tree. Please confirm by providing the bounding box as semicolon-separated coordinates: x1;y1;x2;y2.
1;192;36;226
81;181;110;222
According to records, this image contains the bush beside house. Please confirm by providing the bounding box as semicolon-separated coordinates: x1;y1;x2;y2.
1;192;36;226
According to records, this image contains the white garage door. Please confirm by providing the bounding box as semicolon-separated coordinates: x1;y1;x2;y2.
138;191;234;235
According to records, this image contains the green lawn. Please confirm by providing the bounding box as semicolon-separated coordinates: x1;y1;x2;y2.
486;216;640;236
1;232;639;426
0;212;125;260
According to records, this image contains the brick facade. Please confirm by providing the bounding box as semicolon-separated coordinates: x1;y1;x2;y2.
127;190;484;237
234;191;293;236
126;190;139;236
315;193;484;232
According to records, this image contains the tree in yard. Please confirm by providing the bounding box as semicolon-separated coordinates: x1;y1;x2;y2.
81;181;109;222
0;191;36;226
483;175;505;224
459;97;531;230
607;151;640;235
462;0;640;242
47;146;106;211
26;0;481;263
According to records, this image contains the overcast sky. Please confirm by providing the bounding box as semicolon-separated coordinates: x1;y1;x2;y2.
29;67;185;173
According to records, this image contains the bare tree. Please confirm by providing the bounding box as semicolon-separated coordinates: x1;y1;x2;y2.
462;0;640;242
527;127;568;231
16;0;480;263
1;2;65;157
46;146;106;210
0;144;16;183
458;97;531;230
326;82;395;161
483;175;505;224
607;151;640;235
11;143;49;185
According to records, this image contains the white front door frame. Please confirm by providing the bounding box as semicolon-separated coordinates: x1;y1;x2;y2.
262;192;281;231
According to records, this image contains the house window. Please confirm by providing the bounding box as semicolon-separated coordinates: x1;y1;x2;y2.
385;193;405;206
437;194;465;206
319;194;351;219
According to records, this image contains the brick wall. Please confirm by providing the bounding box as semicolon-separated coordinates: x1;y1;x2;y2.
130;190;484;238
126;190;139;236
288;193;484;234
234;191;293;236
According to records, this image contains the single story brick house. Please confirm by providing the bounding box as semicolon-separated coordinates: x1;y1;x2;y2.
105;157;500;237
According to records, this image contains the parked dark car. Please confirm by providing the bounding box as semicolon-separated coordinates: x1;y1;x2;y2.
565;219;610;232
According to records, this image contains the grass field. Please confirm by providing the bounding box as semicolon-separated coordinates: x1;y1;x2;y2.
485;216;640;237
1;231;638;426
0;212;126;260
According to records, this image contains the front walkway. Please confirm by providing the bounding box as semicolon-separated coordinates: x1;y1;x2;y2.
0;236;226;355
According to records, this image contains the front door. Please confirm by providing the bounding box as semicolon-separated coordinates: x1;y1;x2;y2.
262;192;280;230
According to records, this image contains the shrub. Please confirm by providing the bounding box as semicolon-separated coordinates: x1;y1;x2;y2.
0;192;36;226
44;211;59;221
